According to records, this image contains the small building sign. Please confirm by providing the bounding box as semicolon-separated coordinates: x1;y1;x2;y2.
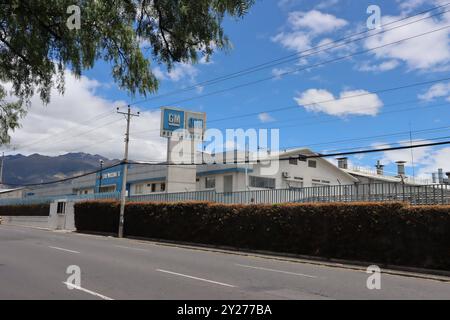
160;107;206;140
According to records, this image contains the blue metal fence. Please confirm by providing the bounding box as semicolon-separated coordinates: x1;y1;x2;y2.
1;183;449;206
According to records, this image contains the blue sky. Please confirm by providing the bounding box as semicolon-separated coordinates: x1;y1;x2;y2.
7;0;450;180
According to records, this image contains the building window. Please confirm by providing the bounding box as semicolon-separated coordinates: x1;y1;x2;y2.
160;183;166;192
249;176;276;189
289;181;303;189
99;185;116;193
205;177;216;189
151;183;156;193
57;202;66;214
289;158;298;165
135;184;144;195
308;160;317;168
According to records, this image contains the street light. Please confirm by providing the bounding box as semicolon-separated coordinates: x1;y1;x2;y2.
98;159;104;193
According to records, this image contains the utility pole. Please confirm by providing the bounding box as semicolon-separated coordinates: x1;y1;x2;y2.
117;106;140;238
98;159;104;193
0;152;4;188
409;122;416;182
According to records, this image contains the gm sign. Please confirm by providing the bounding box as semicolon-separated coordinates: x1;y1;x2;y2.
160;107;206;140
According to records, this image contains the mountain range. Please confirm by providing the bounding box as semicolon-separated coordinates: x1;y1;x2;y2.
1;153;118;186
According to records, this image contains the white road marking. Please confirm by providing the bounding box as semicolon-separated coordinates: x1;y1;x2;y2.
48;246;80;254
236;264;317;278
114;245;149;252
63;282;114;300
156;269;236;288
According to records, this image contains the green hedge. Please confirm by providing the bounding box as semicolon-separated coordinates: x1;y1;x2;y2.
74;201;450;270
74;201;119;234
0;204;50;216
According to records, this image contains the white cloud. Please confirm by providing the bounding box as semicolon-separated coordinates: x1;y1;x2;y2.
374;139;450;179
396;0;449;14
277;0;303;10
376;140;432;167
363;12;450;71
258;112;276;123
287;10;348;35
272;9;349;65
315;0;340;10
418;82;450;101
294;88;384;116
417;147;450;178
358;60;400;72
6;73;166;161
272;31;311;53
153;63;199;82
396;0;430;14
271;67;296;80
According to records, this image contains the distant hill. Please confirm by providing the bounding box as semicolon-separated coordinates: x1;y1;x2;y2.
1;153;118;186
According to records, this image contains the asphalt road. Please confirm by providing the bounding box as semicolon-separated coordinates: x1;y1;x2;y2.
0;224;449;300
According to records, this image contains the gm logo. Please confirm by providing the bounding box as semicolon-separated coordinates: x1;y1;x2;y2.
189;118;203;129
168;113;181;127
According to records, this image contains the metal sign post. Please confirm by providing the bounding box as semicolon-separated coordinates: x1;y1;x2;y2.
160;107;206;193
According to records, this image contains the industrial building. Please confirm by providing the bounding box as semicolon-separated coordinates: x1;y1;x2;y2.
3;148;357;198
0;105;448;202
1;147;448;202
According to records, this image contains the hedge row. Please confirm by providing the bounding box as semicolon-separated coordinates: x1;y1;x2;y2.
74;201;450;270
0;204;50;216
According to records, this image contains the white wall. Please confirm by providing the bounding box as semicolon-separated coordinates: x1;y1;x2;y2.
0;189;24;199
49;201;75;231
1;216;49;228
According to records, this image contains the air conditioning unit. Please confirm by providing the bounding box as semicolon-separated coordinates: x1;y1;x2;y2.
282;172;290;179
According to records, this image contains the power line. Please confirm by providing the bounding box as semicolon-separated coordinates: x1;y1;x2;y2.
180;100;450;135
157;25;450;108
129;133;450;165
309;140;450;159
5;162;124;187
123;3;450;107
301;134;450;154
289;123;450;151
7;110;117;151
132;77;450;135
7;139;450;188
244;101;450;132
7;19;450;154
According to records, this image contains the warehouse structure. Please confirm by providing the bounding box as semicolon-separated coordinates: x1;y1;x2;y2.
5;148;357;198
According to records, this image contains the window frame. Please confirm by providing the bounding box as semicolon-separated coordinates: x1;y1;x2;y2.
205;177;216;189
56;201;66;214
308;160;317;168
249;176;276;189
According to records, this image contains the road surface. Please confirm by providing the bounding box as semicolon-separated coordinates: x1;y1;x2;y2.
0;224;449;300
